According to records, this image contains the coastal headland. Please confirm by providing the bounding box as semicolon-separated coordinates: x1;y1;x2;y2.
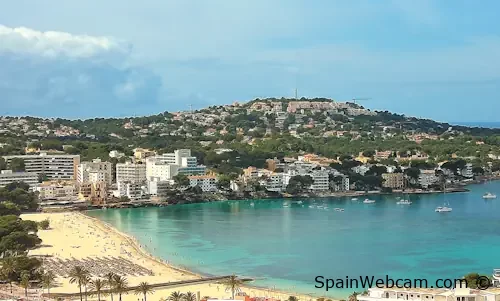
22;212;320;301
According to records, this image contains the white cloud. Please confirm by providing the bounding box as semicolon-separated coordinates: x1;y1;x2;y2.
0;24;129;58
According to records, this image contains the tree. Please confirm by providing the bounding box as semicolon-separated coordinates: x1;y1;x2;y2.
183;292;197;301
288;297;299;301
69;266;89;301
112;274;128;301
348;292;360;301
9;158;25;172
463;273;489;289
20;271;30;297
173;174;190;187
0;256;16;293
135;282;154;301
38;219;50;230
404;167;421;184
0;157;6;170
286;175;313;194
42;271;56;298
82;274;91;301
89;278;107;301
168;291;185;301
38;173;49;183
104;272;116;301
222;275;242;299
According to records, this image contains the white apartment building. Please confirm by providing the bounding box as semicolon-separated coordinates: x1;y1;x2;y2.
146;158;179;181
116;181;145;200
309;169;330;191
0;170;38;187
109;150;125;159
358;287;500;301
419;170;439;188
283;165;330;191
147;180;170;198
331;175;350;192
461;163;474;178
263;173;286;192
188;175;218;192
77;159;112;185
116;162;146;183
3;153;80;180
149;149;206;178
35;181;77;200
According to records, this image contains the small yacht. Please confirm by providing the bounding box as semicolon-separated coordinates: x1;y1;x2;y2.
334;208;344;212
297;201;303;204
308;205;315;208
483;192;497;199
435;206;452;212
250;202;255;206
396;199;412;205
351;197;358;201
363;199;376;204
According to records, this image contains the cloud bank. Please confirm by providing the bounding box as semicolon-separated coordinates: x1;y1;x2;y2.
0;24;162;118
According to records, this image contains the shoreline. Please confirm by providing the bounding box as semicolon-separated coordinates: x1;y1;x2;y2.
83;212;328;300
23;212;328;301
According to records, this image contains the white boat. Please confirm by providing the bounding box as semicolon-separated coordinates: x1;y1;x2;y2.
363;199;375;204
297;201;303;204
351;197;358;201
396;199;412;205
435;206;452;212
250;202;255;206
308;205;315;208
334;208;344;212
483;192;497;199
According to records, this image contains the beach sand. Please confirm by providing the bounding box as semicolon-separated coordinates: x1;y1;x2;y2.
21;212;319;301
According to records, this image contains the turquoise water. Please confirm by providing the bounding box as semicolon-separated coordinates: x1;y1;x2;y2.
87;182;500;298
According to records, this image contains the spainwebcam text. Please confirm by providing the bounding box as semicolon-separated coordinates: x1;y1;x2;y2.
315;276;476;291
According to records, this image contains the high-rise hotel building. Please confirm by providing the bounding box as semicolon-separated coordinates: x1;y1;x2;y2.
3;153;80;180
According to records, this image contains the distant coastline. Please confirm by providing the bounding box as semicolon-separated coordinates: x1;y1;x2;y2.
452;121;500;128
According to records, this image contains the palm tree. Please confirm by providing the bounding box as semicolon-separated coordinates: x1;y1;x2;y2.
348;292;359;301
104;272;116;301
82;275;91;301
221;275;242;299
69;266;90;301
183;292;197;301
20;271;30;298
135;282;154;301
42;270;56;298
288;296;299;301
168;291;185;301
112;275;128;301
1;257;16;293
89;278;107;301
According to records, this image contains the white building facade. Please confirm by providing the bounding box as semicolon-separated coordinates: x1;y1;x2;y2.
188;175;218;192
116;162;147;183
3;153;80;180
77;159;112;185
0;170;39;187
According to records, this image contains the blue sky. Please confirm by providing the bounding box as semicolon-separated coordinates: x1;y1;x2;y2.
1;0;500;122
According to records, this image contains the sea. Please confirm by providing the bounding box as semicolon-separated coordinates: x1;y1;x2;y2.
87;181;500;299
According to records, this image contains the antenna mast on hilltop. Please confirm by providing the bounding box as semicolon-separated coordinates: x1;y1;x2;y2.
188;104;193;113
295;88;298;100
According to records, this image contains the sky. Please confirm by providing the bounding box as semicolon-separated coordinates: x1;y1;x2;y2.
1;0;500;122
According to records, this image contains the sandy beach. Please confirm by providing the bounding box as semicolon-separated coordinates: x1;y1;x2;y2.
21;212;320;301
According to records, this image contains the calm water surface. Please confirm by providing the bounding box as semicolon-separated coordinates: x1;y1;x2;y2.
87;181;500;298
